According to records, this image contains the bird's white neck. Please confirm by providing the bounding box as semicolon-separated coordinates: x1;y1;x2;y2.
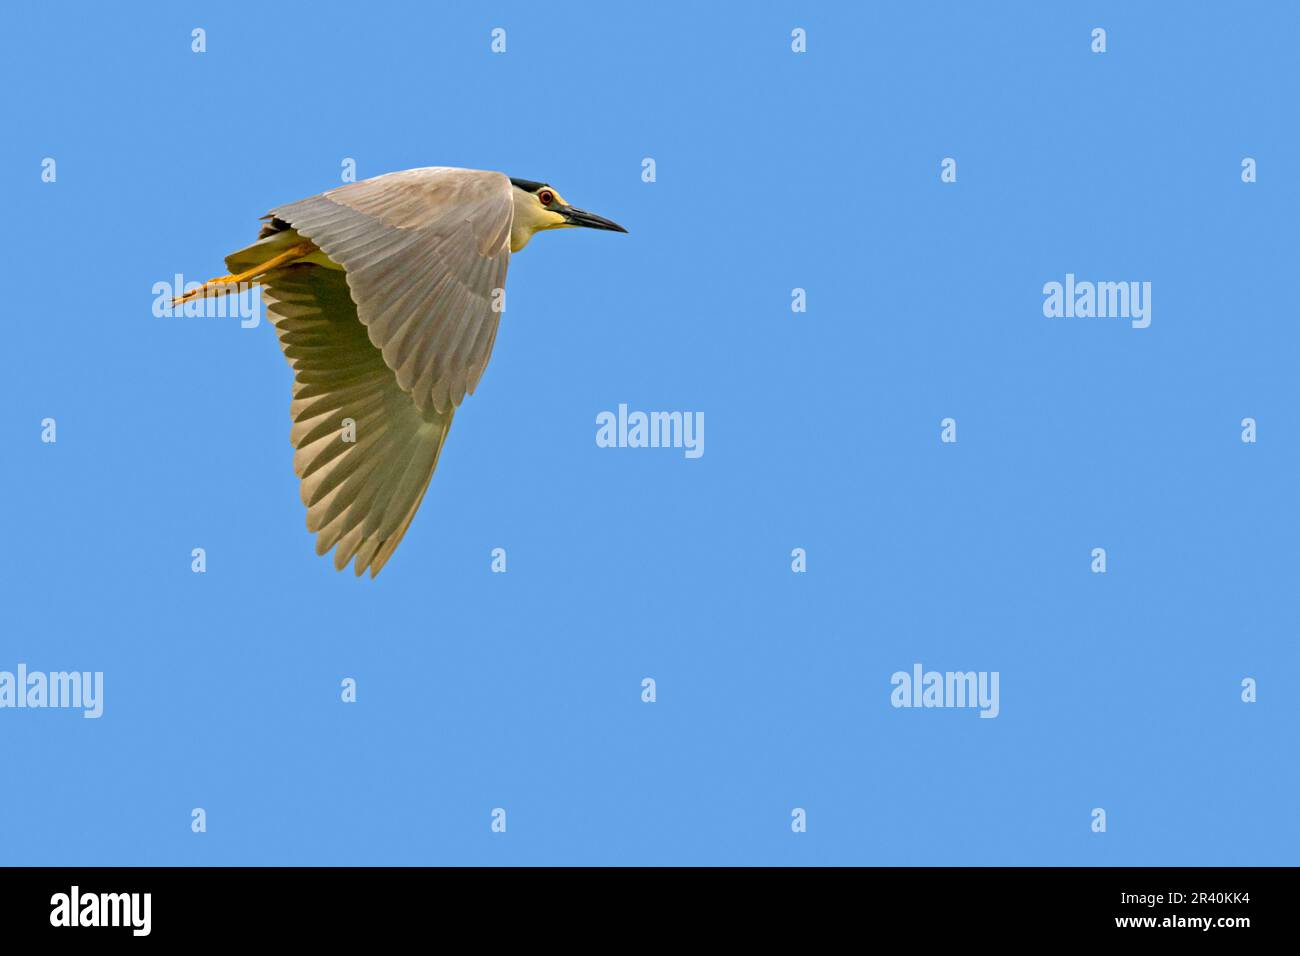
509;187;566;252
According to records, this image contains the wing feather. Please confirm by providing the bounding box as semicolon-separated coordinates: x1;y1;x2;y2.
269;167;513;414
261;264;453;577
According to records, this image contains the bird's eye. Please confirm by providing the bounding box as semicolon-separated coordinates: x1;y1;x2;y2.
538;190;554;206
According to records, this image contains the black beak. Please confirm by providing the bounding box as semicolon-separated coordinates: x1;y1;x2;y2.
561;205;628;233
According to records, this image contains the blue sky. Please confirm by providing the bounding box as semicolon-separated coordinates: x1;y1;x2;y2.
2;1;1296;865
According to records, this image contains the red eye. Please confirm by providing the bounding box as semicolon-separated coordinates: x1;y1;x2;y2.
538;190;554;206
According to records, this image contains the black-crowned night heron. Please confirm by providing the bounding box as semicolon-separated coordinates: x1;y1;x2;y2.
175;166;626;577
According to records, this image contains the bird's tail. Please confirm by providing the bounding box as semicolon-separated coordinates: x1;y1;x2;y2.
171;237;314;307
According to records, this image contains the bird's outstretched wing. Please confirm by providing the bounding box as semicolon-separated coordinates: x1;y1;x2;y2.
262;264;453;577
269;167;514;414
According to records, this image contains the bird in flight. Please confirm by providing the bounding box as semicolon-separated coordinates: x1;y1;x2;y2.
174;166;627;577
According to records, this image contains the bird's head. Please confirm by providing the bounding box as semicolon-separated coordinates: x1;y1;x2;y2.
508;178;627;252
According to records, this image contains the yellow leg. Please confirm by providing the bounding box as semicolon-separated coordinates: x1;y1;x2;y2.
172;242;314;306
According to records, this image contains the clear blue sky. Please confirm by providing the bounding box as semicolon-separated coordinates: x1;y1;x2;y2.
2;1;1296;865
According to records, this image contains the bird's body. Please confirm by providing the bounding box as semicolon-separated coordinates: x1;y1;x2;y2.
176;166;625;577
